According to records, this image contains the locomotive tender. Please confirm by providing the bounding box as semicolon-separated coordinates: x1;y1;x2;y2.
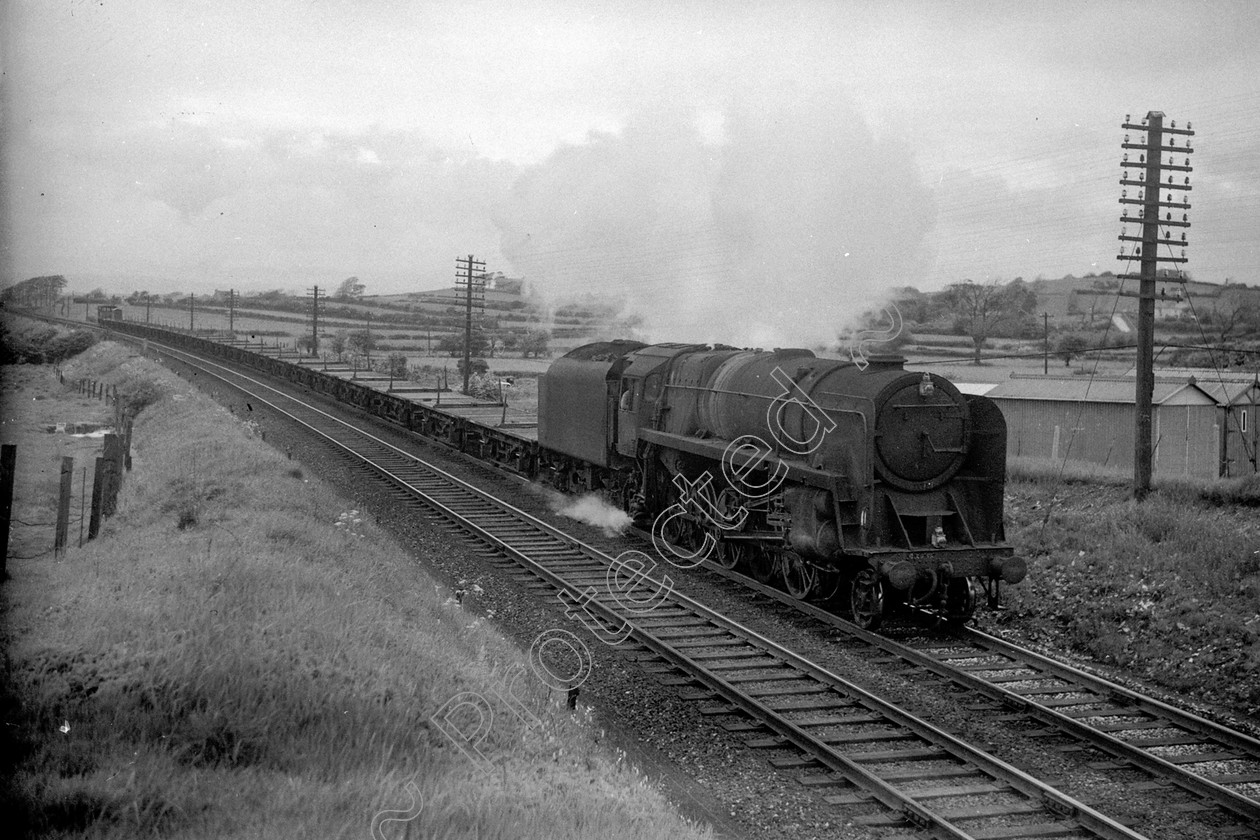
100;319;1024;629
541;341;1026;628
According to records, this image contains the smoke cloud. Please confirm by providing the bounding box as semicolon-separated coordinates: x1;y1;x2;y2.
494;83;936;349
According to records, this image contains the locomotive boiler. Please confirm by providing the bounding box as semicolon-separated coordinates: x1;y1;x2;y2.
540;341;1025;629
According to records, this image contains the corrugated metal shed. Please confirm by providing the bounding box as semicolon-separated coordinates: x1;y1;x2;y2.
1196;377;1260;476
979;374;1222;478
986;375;1216;405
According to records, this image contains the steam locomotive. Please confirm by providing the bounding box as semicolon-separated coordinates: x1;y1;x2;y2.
100;320;1024;629
540;341;1025;629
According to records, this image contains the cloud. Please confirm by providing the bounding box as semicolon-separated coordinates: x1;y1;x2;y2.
4;118;518;289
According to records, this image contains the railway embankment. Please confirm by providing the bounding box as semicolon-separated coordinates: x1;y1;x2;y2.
0;339;712;840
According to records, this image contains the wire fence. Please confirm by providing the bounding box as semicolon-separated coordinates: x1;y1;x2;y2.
2;376;137;574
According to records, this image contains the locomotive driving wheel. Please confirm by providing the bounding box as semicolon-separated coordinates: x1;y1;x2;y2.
713;487;748;570
944;577;979;625
661;513;700;550
781;551;817;600
747;545;776;584
715;537;746;570
850;569;885;631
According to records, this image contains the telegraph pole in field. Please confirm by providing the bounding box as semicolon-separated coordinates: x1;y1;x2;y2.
189;293;195;332
455;254;486;394
307;286;322;355
1042;312;1049;374
1118;111;1194;499
228;288;236;334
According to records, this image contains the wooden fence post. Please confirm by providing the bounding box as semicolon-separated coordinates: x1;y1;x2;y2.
88;457;105;540
102;434;122;518
79;466;87;548
55;456;73;556
0;445;15;579
123;415;134;471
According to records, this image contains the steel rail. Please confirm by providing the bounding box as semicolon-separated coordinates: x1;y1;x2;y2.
137;335;1151;840
703;559;1260;826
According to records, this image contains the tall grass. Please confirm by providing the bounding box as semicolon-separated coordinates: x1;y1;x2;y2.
2;343;711;839
1008;455;1260;505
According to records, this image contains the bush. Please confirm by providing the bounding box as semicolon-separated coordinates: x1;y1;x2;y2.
457;357;489;379
466;373;502;400
118;377;168;414
0;322;57;363
46;330;97;363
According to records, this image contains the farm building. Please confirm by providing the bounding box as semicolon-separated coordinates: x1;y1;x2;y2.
960;374;1221;478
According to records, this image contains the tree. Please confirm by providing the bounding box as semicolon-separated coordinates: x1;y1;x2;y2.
1056;335;1089;367
384;351;408;389
1212;302;1260;343
386;351;408;378
889;287;929;325
335;276;365;299
327;330;348;361
942;279;1037;365
520;329;551;358
0;275;66;308
347;329;376;357
436;329;488;358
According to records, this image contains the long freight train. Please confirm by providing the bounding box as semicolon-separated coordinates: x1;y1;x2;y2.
103;321;1025;629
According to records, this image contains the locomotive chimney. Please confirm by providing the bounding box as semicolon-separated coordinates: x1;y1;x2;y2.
860;353;905;371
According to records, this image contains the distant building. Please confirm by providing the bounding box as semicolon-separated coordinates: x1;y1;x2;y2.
486;273;525;294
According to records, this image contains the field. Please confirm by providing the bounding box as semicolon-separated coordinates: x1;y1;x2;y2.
0;337;712;840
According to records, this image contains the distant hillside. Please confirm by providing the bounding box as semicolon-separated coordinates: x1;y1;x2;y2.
1030;273;1259;325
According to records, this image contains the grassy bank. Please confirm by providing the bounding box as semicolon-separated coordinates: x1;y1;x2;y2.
994;472;1260;717
1;340;711;840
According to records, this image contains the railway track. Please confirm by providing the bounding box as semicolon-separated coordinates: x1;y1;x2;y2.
703;562;1260;834
133;335;1159;840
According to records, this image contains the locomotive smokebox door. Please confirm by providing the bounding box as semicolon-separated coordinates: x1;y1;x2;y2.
875;375;970;492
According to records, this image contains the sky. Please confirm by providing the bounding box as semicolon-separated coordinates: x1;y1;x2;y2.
2;0;1259;345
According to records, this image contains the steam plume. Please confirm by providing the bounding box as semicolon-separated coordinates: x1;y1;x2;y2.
494;87;935;348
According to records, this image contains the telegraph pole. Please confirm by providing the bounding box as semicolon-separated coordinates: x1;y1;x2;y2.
1118;111;1194;499
1043;312;1049;374
454;254;486;394
144;293;151;324
189;293;195;332
228;288;236;334
307;286;322;355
